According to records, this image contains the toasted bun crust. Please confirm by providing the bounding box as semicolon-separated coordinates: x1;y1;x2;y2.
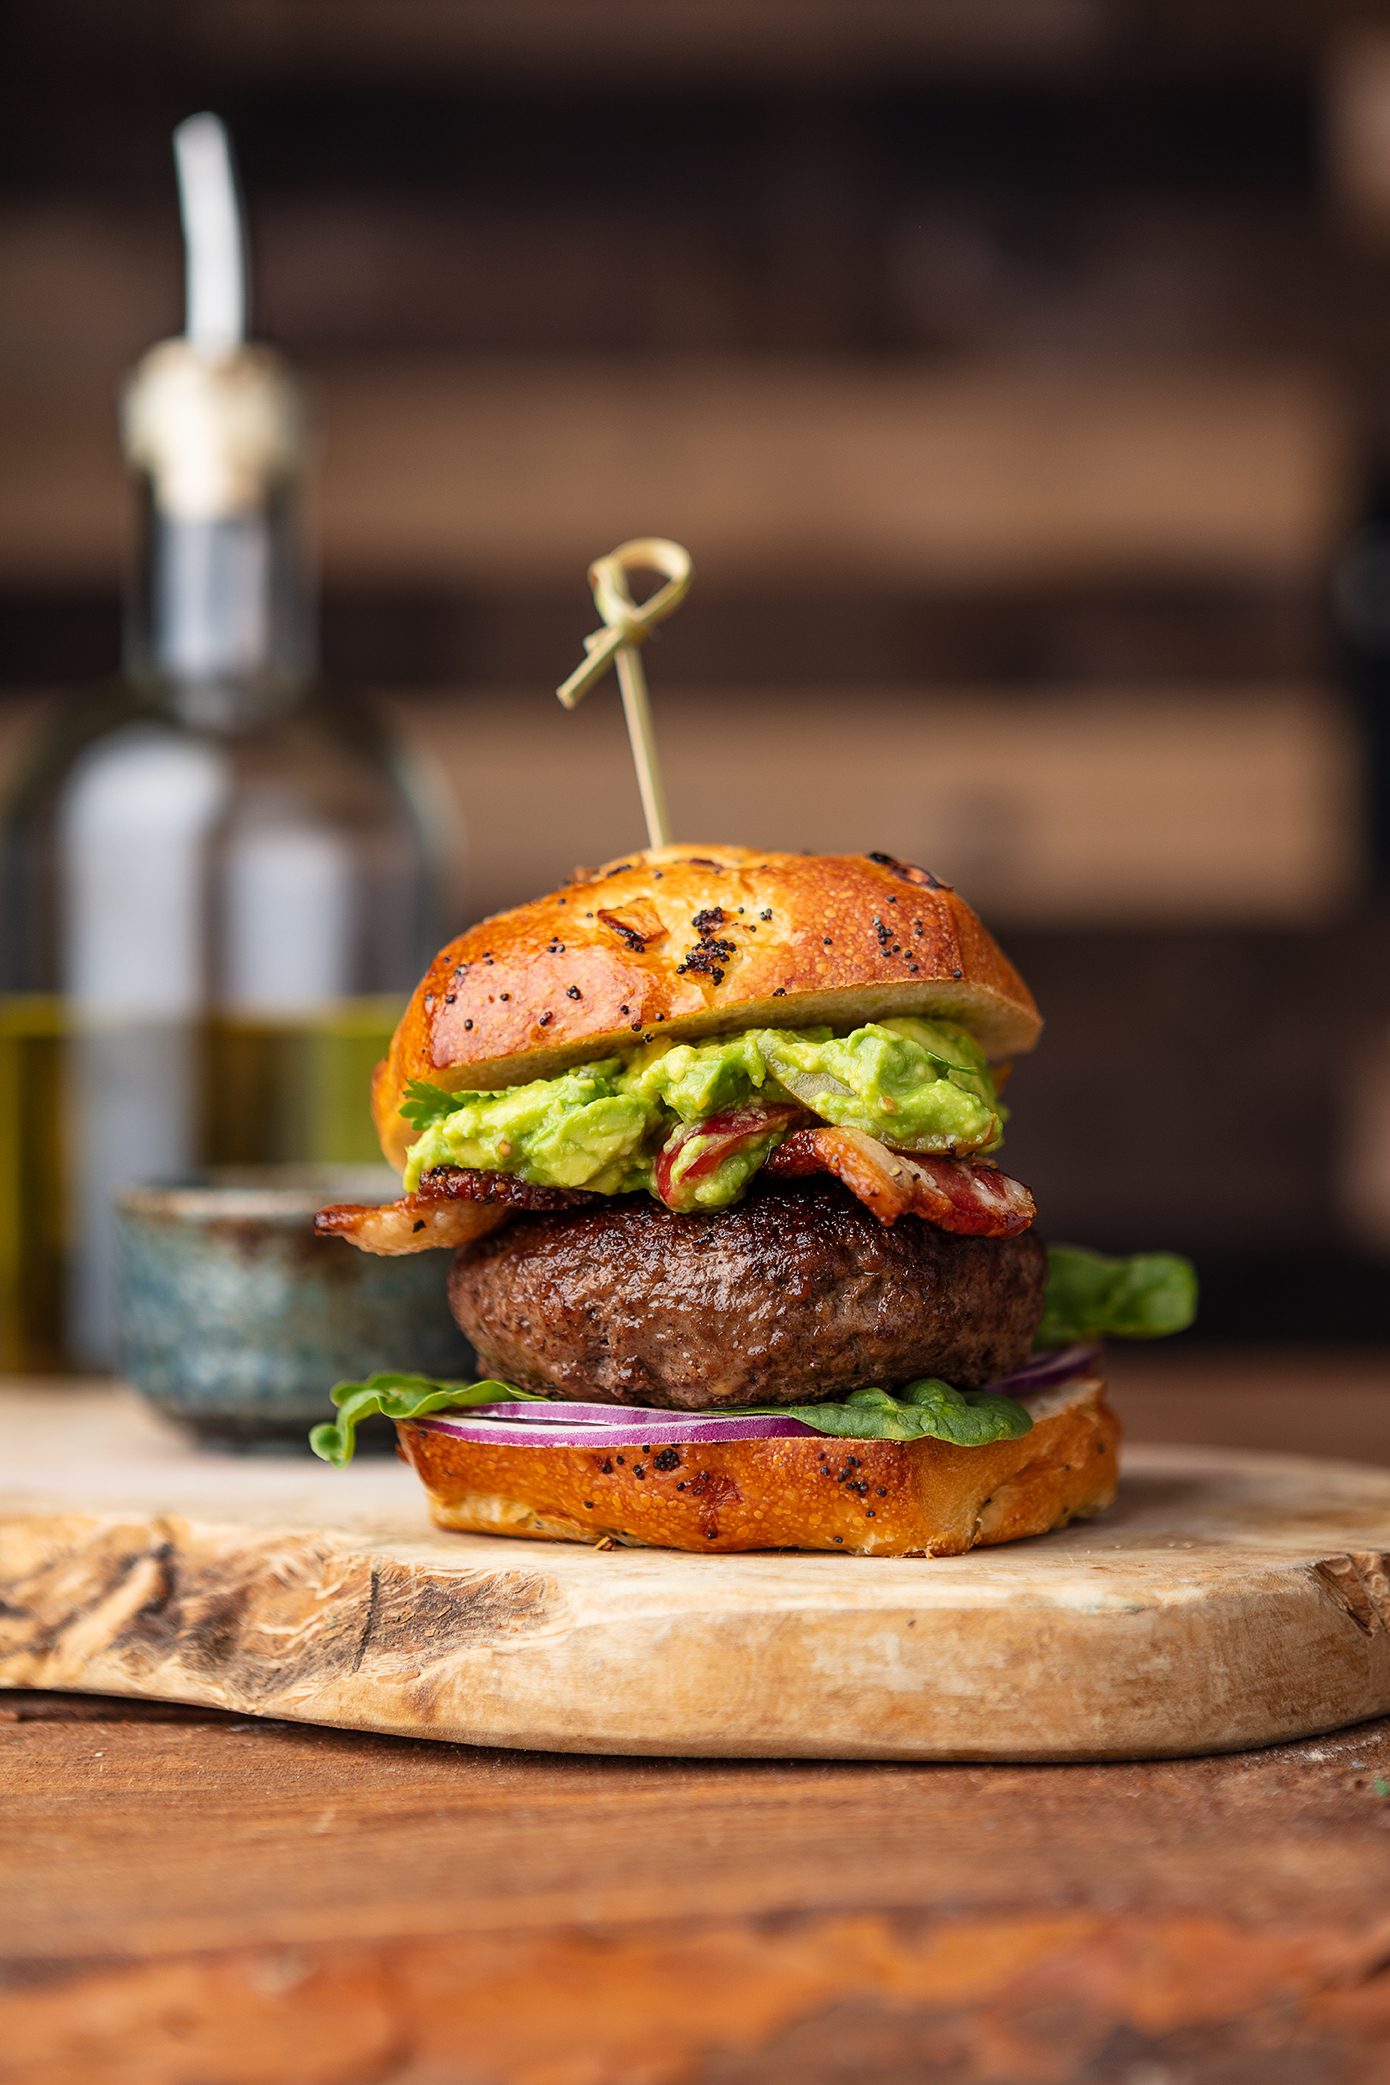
395;1376;1118;1558
374;846;1040;1169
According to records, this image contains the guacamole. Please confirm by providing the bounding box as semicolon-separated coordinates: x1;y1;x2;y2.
401;1017;1005;1212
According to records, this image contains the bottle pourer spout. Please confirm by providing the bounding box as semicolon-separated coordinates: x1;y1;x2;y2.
173;113;246;357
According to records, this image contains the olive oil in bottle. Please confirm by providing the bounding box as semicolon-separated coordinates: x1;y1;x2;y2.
0;116;440;1369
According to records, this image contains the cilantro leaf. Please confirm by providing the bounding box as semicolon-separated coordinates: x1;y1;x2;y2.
400;1078;467;1131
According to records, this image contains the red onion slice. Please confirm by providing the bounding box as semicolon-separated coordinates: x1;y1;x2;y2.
986;1342;1103;1397
430;1398;712;1428
415;1408;822;1447
411;1344;1104;1450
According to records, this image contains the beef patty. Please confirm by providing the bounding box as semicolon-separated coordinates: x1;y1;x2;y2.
448;1174;1048;1409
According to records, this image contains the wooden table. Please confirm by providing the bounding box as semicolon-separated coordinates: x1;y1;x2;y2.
5;1356;1390;2083
4;1689;1390;2084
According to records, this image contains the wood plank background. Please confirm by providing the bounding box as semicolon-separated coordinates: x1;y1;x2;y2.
181;0;1107;77
0;359;1348;589
389;679;1360;928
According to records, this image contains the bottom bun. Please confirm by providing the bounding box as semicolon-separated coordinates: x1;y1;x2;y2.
395;1376;1120;1557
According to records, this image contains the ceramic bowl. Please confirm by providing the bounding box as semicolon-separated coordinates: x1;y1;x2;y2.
115;1166;476;1448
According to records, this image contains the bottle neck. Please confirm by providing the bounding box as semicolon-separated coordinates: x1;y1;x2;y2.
120;339;314;731
125;477;316;729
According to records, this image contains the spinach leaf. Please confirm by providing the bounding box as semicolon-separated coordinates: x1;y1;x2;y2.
735;1379;1032;1445
310;1371;543;1467
1034;1245;1198;1351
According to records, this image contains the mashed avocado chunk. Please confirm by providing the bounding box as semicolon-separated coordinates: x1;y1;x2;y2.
620;1018;1001;1151
401;1018;1005;1205
758;1018;1001;1153
403;1062;652;1195
621;1027;782;1121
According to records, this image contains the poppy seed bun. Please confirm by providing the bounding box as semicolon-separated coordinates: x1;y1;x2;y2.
373;846;1041;1170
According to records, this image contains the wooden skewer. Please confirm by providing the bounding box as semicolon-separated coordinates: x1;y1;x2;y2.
556;537;693;850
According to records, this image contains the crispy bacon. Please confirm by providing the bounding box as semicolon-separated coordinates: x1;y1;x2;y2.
764;1127;1035;1237
319;1130;1034;1255
316;1167;603;1256
653;1102;807;1210
417;1167;604;1212
315;1197;510;1256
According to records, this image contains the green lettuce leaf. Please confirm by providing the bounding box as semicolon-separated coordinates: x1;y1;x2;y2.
309;1371;545;1468
735;1379;1033;1445
1034;1244;1198;1351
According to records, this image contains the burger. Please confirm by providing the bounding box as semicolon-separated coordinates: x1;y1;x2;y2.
312;844;1194;1555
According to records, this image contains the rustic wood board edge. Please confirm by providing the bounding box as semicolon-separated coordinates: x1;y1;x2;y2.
4;1445;1390;1761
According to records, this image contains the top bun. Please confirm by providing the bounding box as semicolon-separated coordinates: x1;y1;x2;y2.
373;846;1040;1170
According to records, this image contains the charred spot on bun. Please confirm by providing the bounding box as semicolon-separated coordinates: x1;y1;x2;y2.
312;846;1191;1555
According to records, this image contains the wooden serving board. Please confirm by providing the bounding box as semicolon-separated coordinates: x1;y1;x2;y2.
3;1385;1390;1761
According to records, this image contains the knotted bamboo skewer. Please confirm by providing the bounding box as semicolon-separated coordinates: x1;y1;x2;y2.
556;537;693;849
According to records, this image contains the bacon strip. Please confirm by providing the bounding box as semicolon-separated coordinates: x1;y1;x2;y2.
315;1196;511;1256
653;1101;807;1209
316;1167;603;1256
319;1130;1034;1254
764;1127;1035;1237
